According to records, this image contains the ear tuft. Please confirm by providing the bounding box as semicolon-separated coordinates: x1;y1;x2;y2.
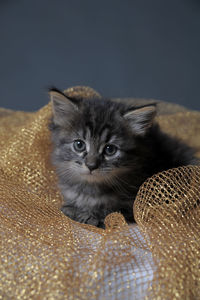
123;105;156;135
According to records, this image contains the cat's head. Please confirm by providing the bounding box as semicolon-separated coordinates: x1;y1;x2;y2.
49;88;156;185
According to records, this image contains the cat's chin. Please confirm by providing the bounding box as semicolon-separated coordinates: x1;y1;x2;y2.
82;172;105;183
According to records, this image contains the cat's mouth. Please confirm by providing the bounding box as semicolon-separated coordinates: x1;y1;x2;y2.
76;164;129;183
81;167;127;184
80;168;108;183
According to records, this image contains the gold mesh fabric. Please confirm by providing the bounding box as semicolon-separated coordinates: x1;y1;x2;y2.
0;86;200;299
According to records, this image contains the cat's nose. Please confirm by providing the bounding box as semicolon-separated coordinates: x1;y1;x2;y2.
85;158;99;172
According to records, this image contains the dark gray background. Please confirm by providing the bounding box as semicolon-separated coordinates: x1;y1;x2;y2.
0;0;199;111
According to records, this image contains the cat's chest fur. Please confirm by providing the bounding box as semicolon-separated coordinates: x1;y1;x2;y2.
60;183;120;209
60;182;127;227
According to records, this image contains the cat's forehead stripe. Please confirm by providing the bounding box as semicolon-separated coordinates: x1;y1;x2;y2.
107;135;119;144
85;126;91;140
100;127;110;144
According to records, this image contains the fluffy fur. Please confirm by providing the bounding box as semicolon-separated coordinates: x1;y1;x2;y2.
49;88;197;228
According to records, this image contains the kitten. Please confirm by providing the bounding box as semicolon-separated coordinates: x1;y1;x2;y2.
49;88;197;228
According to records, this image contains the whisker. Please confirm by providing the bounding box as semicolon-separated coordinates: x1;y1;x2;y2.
106;176;133;199
113;174;138;190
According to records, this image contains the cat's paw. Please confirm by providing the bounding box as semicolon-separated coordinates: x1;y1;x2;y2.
85;216;105;229
84;216;100;226
61;205;105;228
61;205;76;219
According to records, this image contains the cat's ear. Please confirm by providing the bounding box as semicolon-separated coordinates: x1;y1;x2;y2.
49;89;79;126
123;105;156;135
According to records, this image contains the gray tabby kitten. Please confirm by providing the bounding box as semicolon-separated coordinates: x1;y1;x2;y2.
49;88;197;228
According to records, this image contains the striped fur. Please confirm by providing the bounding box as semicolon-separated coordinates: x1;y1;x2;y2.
49;89;197;228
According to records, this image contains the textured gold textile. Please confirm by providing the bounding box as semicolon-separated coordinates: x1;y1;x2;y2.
0;86;200;299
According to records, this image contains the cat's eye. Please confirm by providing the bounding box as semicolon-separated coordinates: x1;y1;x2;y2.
104;144;118;156
73;140;86;152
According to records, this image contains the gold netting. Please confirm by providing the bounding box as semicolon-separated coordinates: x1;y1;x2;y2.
0;86;200;299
